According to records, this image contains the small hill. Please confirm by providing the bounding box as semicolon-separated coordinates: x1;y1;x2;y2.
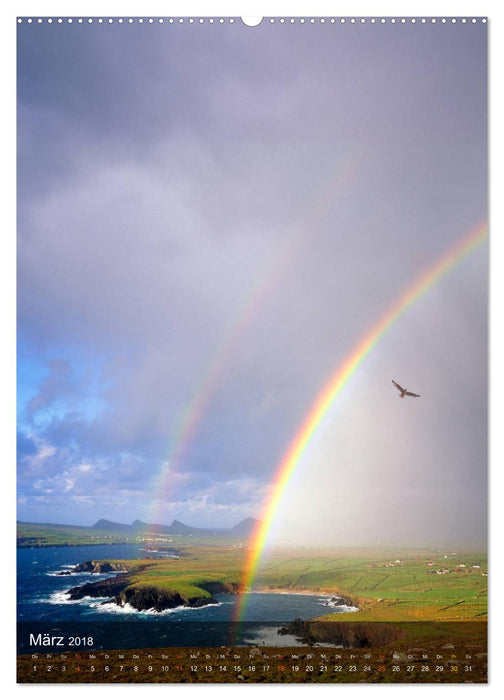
231;517;260;536
92;519;131;532
130;520;173;534
88;517;263;537
169;519;202;534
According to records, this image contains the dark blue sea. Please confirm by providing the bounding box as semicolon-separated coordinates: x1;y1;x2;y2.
17;544;355;651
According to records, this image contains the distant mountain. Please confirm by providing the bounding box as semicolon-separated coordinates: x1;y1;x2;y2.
93;519;131;532
90;517;260;537
130;520;175;534
169;519;204;535
231;517;260;536
130;519;207;535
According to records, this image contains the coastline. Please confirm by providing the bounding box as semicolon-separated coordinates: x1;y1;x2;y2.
63;575;361;615
17;541;130;549
252;587;360;609
253;587;343;596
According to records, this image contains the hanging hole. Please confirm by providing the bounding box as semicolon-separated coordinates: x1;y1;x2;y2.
241;17;263;27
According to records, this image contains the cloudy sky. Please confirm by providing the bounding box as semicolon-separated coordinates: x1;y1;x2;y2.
17;18;487;547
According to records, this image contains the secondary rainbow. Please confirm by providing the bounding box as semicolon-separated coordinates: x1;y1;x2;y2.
234;221;488;623
145;160;357;526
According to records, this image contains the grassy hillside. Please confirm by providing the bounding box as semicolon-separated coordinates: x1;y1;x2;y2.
255;549;487;621
17;521;132;547
63;545;487;621
16;521;242;548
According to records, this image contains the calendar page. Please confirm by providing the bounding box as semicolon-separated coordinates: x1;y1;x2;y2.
16;13;488;684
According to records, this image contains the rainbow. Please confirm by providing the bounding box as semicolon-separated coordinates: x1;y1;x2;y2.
145;159;357;526
145;250;291;525
234;220;488;623
145;248;293;525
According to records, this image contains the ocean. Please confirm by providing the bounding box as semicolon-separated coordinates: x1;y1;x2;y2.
17;544;355;651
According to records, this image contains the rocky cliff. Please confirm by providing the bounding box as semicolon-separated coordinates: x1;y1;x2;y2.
66;571;240;612
67;575;131;601
278;618;406;647
113;586;213;612
72;560;130;573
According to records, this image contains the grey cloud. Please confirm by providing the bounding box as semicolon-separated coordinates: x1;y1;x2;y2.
17;21;487;542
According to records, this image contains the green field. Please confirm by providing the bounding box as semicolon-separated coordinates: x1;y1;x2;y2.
17;521;135;547
16;521;240;548
62;548;489;622
255;548;487;621
17;522;486;622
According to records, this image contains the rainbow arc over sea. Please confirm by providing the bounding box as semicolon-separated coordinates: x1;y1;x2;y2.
233;220;487;624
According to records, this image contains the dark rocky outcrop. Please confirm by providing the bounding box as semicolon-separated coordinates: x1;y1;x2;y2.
278;618;406;647
66;574;240;613
324;594;358;608
67;576;131;601
113;586;214;612
72;560;130;573
115;580;242;612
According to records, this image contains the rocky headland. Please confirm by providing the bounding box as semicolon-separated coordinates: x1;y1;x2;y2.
278;618;405;647
65;565;240;613
322;594;358;608
73;560;131;573
111;581;239;612
55;560;130;576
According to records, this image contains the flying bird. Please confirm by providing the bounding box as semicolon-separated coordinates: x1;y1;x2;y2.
392;379;421;398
